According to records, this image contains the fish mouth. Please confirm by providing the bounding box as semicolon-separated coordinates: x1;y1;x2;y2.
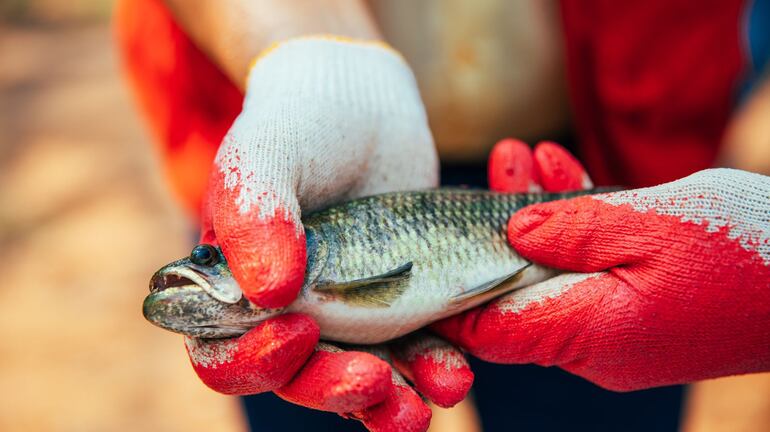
150;265;243;304
150;267;212;293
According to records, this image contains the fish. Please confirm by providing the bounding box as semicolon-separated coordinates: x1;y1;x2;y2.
144;188;601;344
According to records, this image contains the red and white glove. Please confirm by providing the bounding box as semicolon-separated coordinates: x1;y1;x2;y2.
184;37;472;431
434;139;770;391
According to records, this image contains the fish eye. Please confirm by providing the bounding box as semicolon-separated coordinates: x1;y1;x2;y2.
190;244;219;266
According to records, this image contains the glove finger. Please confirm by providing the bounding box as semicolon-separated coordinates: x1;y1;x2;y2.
208;140;306;308
390;332;474;408
487;138;542;193
185;313;319;395
198;181;217;245
350;361;432;432
431;272;609;366
507;195;651;272
354;381;432;432
275;342;393;413
532;141;593;192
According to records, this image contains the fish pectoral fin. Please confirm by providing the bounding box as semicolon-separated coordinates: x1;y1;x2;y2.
449;262;533;309
314;262;413;308
315;262;413;291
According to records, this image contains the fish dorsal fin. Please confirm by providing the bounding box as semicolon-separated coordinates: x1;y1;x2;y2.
314;262;413;308
448;262;533;310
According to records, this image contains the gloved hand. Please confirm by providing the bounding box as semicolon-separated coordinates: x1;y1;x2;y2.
201;36;438;308
185;327;472;431
434;139;770;391
185;37;472;431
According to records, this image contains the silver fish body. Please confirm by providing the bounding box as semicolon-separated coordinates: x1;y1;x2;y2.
144;189;596;344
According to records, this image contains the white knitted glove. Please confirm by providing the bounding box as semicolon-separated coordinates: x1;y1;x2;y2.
201;36;438;307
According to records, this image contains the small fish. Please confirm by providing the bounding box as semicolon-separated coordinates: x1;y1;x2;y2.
144;188;601;344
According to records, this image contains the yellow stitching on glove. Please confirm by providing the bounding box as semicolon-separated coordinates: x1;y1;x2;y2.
245;34;404;89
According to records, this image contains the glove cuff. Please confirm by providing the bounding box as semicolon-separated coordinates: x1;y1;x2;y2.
248;35;405;72
243;35;427;120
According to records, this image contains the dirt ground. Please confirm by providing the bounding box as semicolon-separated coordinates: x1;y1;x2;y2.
0;22;244;432
2;9;770;432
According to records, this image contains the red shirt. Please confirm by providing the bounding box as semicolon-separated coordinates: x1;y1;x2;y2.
115;0;749;213
560;0;746;186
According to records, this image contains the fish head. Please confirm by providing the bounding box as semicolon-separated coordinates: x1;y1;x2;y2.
143;244;282;338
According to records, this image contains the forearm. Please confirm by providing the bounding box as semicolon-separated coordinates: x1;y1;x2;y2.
162;0;382;88
720;75;770;176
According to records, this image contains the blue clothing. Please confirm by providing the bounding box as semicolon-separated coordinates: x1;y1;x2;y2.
242;361;683;431
739;0;770;98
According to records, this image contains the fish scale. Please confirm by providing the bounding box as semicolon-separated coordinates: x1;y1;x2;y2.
144;188;604;344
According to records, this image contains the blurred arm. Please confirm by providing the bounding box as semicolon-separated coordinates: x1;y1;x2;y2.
162;0;382;87
720;75;770;176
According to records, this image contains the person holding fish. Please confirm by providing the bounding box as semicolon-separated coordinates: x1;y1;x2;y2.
116;0;770;431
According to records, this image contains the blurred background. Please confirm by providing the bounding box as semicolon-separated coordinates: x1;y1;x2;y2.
0;1;244;431
1;1;769;431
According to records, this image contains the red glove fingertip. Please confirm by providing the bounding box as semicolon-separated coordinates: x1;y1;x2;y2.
506;202;557;243
395;352;473;408
187;313;319;395
354;382;432;432
506;200;594;271
533;141;592;192
508;196;654;272
276;348;393;413
218;214;306;307
391;336;474;408
209;169;306;308
488;138;540;193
